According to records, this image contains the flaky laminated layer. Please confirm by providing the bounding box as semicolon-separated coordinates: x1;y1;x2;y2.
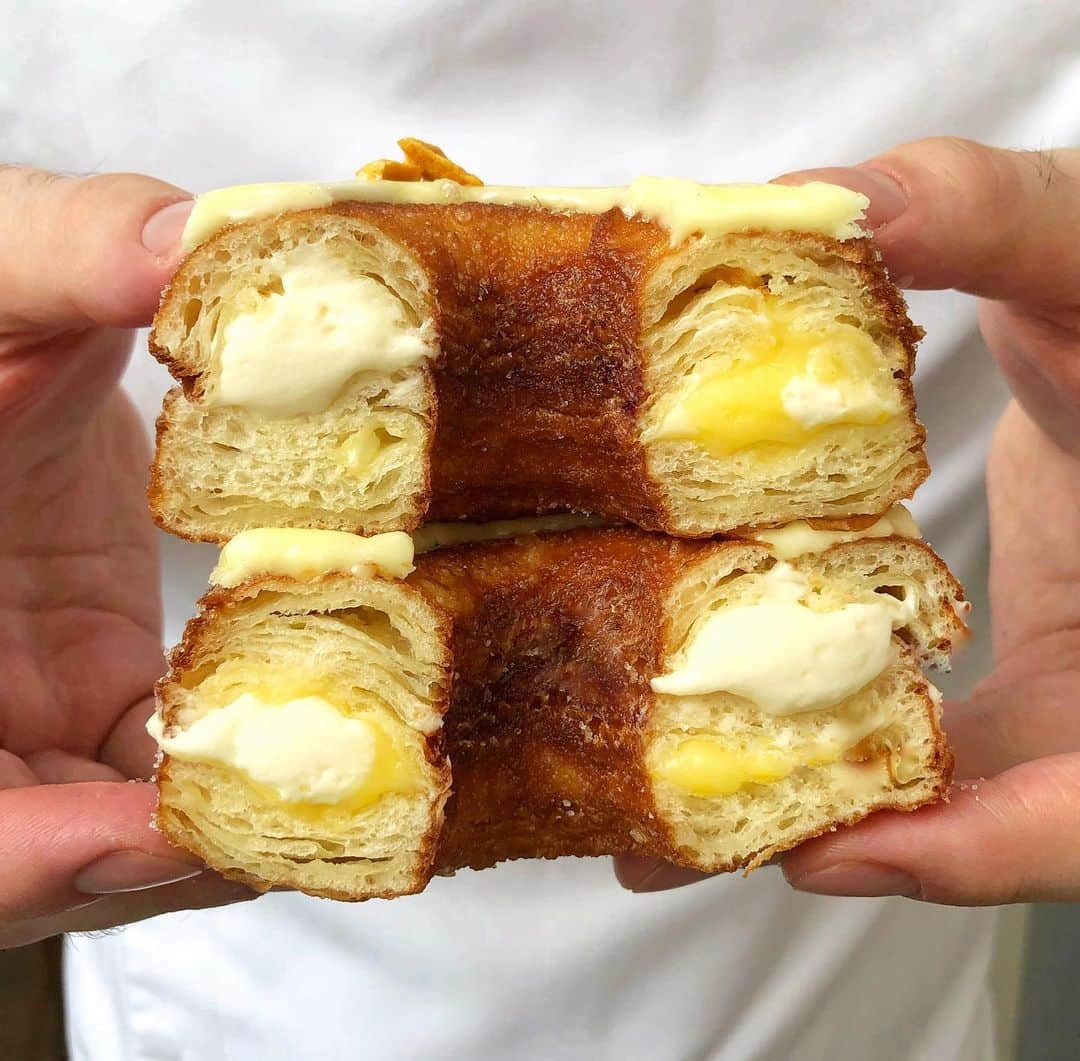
150;190;926;541
637;236;924;532
151;527;964;899
152;213;435;538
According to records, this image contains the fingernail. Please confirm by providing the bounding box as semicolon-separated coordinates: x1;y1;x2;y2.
141;199;193;256
222;883;262;903
74;851;204;894
613;855;660;890
631;866;713;894
853;167;909;227
614;856;713;894
788;860;921;898
775;166;909;229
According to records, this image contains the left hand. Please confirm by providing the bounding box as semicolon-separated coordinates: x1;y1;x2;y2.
616;138;1080;905
0;168;256;948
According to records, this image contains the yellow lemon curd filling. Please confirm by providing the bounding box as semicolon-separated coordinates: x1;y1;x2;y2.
653;739;804;797
652;298;902;456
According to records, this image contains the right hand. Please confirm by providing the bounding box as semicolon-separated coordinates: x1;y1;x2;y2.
0;166;256;949
618;138;1080;905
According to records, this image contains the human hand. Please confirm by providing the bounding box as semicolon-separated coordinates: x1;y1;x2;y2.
616;138;1080;904
0;167;255;948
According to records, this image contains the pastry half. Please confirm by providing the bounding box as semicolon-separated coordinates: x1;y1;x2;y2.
148;517;965;899
148;148;927;541
149;532;453;899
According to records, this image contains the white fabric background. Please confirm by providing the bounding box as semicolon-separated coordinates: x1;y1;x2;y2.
3;1;1078;1057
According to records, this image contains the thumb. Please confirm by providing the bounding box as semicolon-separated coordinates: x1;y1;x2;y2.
0;781;202;928
776;138;1080;454
782;754;1080;905
775;137;1080;305
0;167;191;334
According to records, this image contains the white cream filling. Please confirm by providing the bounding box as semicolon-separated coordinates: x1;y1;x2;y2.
779;373;896;430
207;247;432;417
148;694;376;804
651;562;916;715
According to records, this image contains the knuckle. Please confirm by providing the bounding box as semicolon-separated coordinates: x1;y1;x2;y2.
894;136;1017;201
81;171;146;201
61;173;136;220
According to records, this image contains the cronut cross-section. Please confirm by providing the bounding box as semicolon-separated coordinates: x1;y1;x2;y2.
152;529;964;900
149;199;927;540
154;573;454;899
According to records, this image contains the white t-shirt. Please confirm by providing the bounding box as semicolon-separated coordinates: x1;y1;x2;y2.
5;1;1077;1057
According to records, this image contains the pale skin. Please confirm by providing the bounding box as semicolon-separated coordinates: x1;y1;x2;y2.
0;140;1076;950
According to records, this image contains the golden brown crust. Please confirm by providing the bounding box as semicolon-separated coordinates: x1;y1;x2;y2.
147;389;193;537
148;203;927;540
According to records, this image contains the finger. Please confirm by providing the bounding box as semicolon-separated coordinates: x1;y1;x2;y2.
23;750;126;784
0;167;191;335
776;138;1080;304
980;303;1080;457
4;872;258;950
612;855;714;893
945;673;1080;780
985;402;1080;647
0;781;204;925
0;750;38;788
99;694;160;781
782;753;1080;905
